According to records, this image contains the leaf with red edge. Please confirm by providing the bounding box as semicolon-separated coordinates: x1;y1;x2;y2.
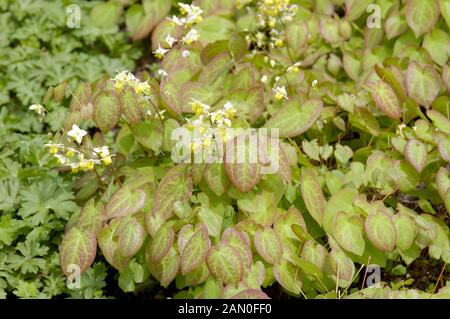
147;223;174;263
443;64;450;92
204;163;229;197
93;92;121;133
60;227;97;276
406;0;439;38
147;247;180;288
406;61;440;108
181;224;211;275
273;259;302;294
117;217;146;258
76;198;105;235
254;227;282;265
206;243;243;286
224;132;261;192
150;165;193;228
365;211;397;252
132;0;172;41
404;139;428;173
106;185;146;219
300;168;325;226
98;220;130;271
221;227;252;270
121;87;143;124
370;80;401;119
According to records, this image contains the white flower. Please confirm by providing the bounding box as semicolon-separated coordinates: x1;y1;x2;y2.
182;29;199;44
312;79;318;87
270;59;276;68
164;34;177;48
181;50;191;58
287;62;302;73
93;146;110;158
273;86;288;101
29;104;46;115
261;75;268;83
67;124;87;144
54;154;67;165
223;101;236;118
179;3;203;24
158;69;168;78
275;76;280;82
167;15;185;26
153;45;169;59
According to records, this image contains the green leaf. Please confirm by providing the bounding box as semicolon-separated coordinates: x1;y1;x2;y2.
328;249;355;288
254;227;282;265
147;223;174;263
203;163;229;196
121;87;143;124
394;214;417;251
404;139;428;173
77;198;105;234
427;110;450;134
300;168;326;225
406;0;439;38
224;133;261;192
91;1;122;29
406;61;440;108
273;259;302;295
221;228;252;270
370;80;401;119
365;212;396;252
106;185;147;219
392;160;419;192
423;28;450;66
117;217;145;258
60;227;97;276
181;224;210;275
147;247;180;288
285;22;309;58
263;99;323;138
206;243;243;286
333;212;365;256
150;165;193;228
93;92;121;133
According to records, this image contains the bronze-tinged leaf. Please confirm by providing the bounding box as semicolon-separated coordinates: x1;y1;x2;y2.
181;224;211;275
254;227;282;265
132;0;172;41
443;64;450;92
273;259;302;294
406;61;441;108
106;185;147;219
147;223;174;263
370;80;401;119
224;133;261;193
221;228;252;270
121;87;143;124
98;221;130;271
206;243;244;286
406;0;439;38
263;99;323;138
203;163;229;197
300;168;325;225
93;92;121;133
76;198;105;235
365;212;397;252
404;139;428;173
147;247;180;288
60;227;97;276
116;217;146;258
150;165;193;230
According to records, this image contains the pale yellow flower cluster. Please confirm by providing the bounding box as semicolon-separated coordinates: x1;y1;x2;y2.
153;3;203;60
113;70;152;97
46;124;114;173
185;99;237;152
240;0;297;49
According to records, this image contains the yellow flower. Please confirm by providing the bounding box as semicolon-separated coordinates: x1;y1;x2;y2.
274;38;283;47
102;156;113;166
66;149;75;158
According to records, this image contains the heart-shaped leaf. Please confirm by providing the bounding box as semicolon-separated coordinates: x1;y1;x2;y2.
394;214;417;251
147;223;174;263
328;249;355;288
370;80;401;119
300;168;325;225
263;99;323;138
333;212;365;256
406;61;440;108
93;92;121;133
404;139;428;173
117;217;146;258
106;185;147;219
76;198;105;234
60;227;97;276
221;228;252;270
273;259;302;294
121;87;143;124
254;227;282;265
206;243;243;286
406;0;439;38
204;163;229;197
181;224;211;275
147;247;180;288
365;212;397;252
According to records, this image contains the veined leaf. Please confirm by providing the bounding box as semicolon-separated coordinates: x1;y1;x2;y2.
394;214;417;251
204;163;229;196
406;0;439;38
60;227;97;276
370;80;401;119
254;227;282;265
404;139;428;173
77;198;105;234
147;223;174;263
147;247;180;288
263;99;323;138
365;212;397;252
106;185;146;219
406;61;440;108
221;228;252;270
328;249;355;288
206;243;243;286
93;92;121;133
181;224;211;275
300;168;325;225
121;87;143;124
117;217;146;258
273;259;302;295
333;212;365;256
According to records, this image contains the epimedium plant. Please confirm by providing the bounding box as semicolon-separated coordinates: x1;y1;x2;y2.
52;0;450;299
